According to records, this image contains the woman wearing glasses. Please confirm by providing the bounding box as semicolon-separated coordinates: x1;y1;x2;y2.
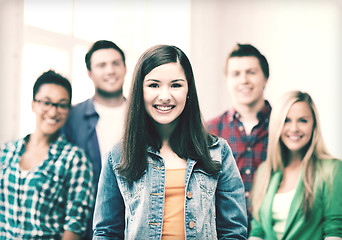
0;70;94;240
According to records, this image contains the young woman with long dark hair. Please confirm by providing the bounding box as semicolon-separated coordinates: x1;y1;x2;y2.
93;45;247;239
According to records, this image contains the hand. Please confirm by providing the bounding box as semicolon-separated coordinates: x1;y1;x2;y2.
61;230;80;240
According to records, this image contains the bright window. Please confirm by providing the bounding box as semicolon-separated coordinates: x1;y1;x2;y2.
21;0;191;136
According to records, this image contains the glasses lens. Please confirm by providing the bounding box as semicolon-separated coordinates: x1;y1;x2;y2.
36;100;70;113
57;103;70;113
40;101;52;111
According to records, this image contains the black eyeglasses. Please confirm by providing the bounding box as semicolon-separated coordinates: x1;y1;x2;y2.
34;99;70;114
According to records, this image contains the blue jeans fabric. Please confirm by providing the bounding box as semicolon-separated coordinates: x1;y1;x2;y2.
93;137;247;239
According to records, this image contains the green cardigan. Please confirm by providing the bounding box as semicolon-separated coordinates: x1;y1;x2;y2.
250;159;342;240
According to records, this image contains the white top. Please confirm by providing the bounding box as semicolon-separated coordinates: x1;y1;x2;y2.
272;188;296;239
20;169;30;178
94;101;126;159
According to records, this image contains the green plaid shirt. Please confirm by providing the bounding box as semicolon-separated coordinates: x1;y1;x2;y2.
0;135;94;239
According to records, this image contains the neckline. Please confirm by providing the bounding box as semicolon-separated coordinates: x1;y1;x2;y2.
166;168;186;171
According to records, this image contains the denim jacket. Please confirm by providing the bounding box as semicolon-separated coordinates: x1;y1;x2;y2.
93;137;247;240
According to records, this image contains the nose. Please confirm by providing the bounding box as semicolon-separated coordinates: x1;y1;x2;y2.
240;72;249;84
106;64;116;75
158;86;171;103
47;104;59;116
289;121;299;131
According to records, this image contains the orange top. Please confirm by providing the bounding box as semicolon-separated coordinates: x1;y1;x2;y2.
162;168;186;240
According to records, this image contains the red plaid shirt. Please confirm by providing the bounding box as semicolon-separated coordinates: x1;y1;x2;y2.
206;101;271;203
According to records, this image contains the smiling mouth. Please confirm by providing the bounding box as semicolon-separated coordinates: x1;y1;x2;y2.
105;78;119;83
287;135;303;141
45;118;59;124
239;87;253;93
154;105;174;111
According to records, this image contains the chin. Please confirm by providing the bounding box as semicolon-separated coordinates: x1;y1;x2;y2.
237;98;255;105
286;145;305;153
42;127;61;135
154;120;174;125
153;117;179;126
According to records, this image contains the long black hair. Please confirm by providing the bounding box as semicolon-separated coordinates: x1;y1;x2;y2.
118;45;221;181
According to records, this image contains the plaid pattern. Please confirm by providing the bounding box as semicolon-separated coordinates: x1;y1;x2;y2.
206;101;271;203
0;135;94;240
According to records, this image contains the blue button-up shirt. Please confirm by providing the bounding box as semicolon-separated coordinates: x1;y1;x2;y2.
93;137;247;239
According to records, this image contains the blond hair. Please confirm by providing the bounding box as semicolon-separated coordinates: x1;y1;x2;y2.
251;90;334;220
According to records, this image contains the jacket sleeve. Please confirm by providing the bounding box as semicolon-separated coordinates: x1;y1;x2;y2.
215;139;248;239
93;150;125;239
322;159;342;237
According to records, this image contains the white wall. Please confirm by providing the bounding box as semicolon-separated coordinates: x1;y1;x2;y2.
18;0;191;137
1;0;341;159
0;0;23;143
191;0;342;159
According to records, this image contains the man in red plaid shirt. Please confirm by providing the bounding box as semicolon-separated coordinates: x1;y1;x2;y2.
206;43;271;232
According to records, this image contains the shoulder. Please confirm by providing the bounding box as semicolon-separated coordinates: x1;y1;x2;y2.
1;136;27;153
209;135;232;163
1;138;19;151
257;100;272;122
69;99;93;116
55;136;87;159
207;110;230;126
107;141;123;168
256;161;267;173
209;135;227;149
317;158;341;170
264;100;272;113
64;99;95;130
73;98;92;108
0;138;22;161
313;158;342;193
317;158;342;176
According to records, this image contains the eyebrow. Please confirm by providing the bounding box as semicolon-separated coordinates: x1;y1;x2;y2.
299;116;311;119
95;58;123;65
144;79;186;82
286;116;311;119
230;67;259;72
39;96;70;103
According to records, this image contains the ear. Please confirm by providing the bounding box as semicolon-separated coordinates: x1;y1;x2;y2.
123;65;127;76
87;70;92;79
31;100;35;112
263;77;269;89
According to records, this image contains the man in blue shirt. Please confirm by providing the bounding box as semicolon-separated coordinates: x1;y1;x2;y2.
63;40;127;240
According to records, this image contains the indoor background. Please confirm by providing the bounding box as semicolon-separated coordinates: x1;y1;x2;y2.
0;0;341;158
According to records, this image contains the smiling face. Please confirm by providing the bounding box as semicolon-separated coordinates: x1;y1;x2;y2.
32;83;70;137
88;48;127;96
280;101;314;155
227;56;268;108
143;62;188;130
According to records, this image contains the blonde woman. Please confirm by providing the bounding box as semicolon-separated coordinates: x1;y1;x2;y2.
249;90;342;240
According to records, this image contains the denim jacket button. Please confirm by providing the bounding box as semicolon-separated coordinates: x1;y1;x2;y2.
186;191;192;199
189;221;195;229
